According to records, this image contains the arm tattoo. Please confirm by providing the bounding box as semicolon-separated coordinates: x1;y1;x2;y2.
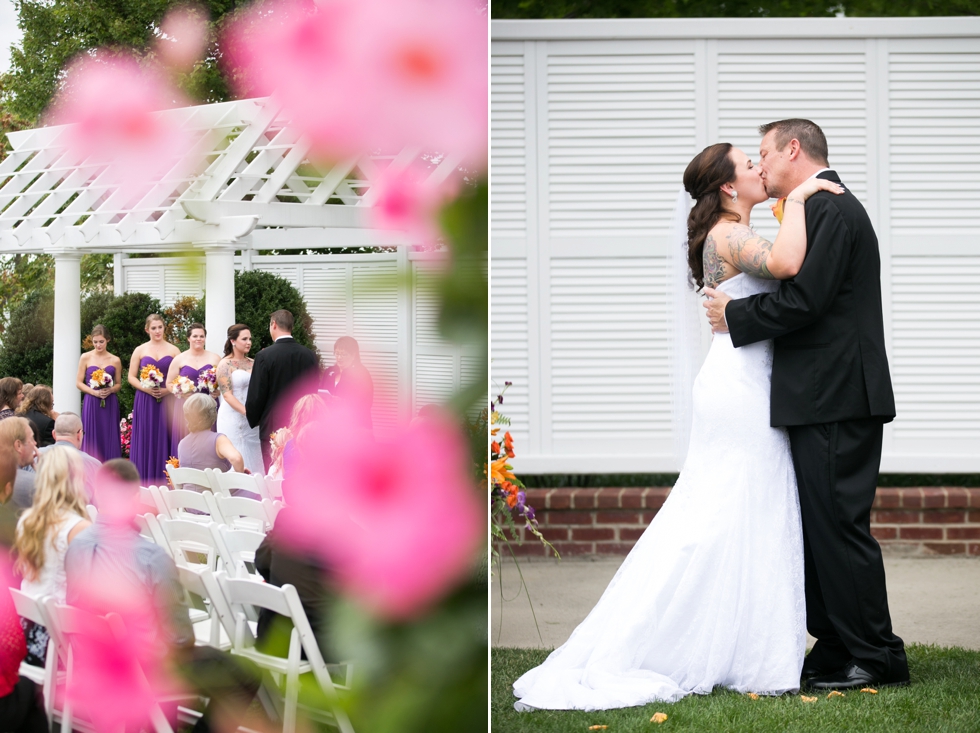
726;226;776;279
216;362;231;396
703;234;728;288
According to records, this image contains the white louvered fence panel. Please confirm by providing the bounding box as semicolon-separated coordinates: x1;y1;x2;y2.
124;267;163;304
163;263;205;305
414;354;455;412
489;258;530;446
549;258;669;446
491;45;528;238
301;266;349;357
545;46;698;239
889;49;980;234
890;256;980;443
717;44;870;242
352;262;399;344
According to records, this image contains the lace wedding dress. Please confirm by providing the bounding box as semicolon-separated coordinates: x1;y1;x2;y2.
216;369;264;476
513;273;806;711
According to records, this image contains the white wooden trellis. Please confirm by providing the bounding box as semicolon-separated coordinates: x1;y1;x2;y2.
491;17;980;473
0;96;477;417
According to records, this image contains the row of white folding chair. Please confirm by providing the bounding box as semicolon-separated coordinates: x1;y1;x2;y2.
140;484;282;532
175;567;354;733
145;516;266;581
165;465;283;502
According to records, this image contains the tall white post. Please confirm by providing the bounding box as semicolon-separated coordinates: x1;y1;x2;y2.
113;252;127;295
203;243;237;354
52;250;82;414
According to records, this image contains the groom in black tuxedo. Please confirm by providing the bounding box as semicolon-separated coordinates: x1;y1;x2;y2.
245;309;319;471
704;119;909;691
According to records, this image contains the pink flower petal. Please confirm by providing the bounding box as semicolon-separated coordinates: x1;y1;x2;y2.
157;5;210;72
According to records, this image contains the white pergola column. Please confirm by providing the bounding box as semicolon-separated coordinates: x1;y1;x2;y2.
52;250;82;414
202;243;237;354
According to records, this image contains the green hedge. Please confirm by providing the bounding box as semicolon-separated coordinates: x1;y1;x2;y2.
0;288;54;386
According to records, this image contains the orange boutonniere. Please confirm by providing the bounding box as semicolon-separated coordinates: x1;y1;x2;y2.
771;197;786;224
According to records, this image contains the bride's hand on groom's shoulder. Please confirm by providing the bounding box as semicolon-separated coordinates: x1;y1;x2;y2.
790;178;845;202
703;288;731;333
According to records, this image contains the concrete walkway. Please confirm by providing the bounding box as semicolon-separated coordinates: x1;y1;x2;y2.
491;556;980;650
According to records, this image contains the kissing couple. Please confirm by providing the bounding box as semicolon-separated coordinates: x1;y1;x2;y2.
514;118;910;711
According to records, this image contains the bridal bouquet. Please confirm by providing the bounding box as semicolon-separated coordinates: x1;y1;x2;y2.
169;375;196;399
139;364;166;402
88;368;113;407
196;367;217;397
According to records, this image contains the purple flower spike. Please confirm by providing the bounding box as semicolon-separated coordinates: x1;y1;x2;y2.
505;381;512;386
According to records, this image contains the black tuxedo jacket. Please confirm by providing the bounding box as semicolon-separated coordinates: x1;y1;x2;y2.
725;171;896;427
245;336;319;439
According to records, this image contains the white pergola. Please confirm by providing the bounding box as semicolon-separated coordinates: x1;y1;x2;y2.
0;97;459;413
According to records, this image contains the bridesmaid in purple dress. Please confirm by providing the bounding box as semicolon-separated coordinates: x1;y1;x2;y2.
165;323;221;455
127;314;180;484
75;324;123;461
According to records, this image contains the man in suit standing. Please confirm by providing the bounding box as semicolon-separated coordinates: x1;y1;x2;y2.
703;119;909;691
245;309;319;471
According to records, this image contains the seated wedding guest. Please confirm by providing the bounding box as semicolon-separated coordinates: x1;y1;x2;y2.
0;447;20;545
0;559;48;732
0;378;25;421
268;394;324;479
17;386;57;448
254;505;334;660
321;336;373;430
177;393;244;491
39;413;102;502
1;418;39;510
13;446;91;666
65;459;261;733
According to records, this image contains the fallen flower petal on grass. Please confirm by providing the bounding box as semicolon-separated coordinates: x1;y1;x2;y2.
827;690;846;698
651;712;668;723
800;695;818;703
861;687;878;694
588;727;608;730
746;692;760;700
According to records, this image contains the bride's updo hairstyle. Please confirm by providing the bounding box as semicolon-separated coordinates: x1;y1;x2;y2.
683;142;740;290
223;323;251;357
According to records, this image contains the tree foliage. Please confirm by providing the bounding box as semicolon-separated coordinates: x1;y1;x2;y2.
189;269;319;361
491;0;979;17
2;0;246;124
0;288;54;386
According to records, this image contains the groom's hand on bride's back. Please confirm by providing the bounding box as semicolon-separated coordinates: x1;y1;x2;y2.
703;288;731;333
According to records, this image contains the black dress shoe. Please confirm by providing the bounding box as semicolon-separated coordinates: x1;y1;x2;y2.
800;656;844;681
804;661;910;691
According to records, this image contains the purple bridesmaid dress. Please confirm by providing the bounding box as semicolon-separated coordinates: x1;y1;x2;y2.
170;363;216;456
130;355;174;485
81;364;122;462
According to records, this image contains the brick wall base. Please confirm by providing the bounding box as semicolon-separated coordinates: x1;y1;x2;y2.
501;487;980;558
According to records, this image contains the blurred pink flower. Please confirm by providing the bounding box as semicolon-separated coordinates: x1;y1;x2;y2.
369;161;459;245
279;400;482;619
224;0;488;166
157;5;210;72
48;53;194;189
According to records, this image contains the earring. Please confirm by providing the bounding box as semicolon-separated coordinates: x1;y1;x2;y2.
731;190;738;203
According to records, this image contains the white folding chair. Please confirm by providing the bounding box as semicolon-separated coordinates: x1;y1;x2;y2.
210;523;265;581
158;518;220;572
165;465;216;493
214;572;355;733
209;469;267;500
134;512;174;559
157;488;221;523
9;588;58;728
212;494;280;532
175;566;232;651
263;476;284;502
139;484;168;516
43;600;177;733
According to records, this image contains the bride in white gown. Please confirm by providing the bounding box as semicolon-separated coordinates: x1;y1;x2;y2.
513;144;846;711
215;324;264;475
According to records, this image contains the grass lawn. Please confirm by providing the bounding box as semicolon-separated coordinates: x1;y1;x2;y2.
492;645;980;732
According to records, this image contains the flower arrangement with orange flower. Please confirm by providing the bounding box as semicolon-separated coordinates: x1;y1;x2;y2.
165;456;179;489
139;364;166;402
88;368;113;407
488;382;556;566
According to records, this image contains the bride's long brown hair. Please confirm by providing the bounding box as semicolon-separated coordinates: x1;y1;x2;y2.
682;143;741;290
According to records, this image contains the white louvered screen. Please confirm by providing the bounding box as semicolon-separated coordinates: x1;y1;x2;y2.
545;43;698;242
258;266;300;290
889;47;980;234
491;42;528;239
549;258;669;451
123;266;163;303
890;256;980;446
301;266;349;358
489;258;530;446
716;41;870;242
414;353;455;411
163;262;205;304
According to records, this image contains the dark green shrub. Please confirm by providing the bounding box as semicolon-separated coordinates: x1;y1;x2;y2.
190;270;319;362
0;288;54;385
163;295;201;352
80;290;116;345
95;292;163;417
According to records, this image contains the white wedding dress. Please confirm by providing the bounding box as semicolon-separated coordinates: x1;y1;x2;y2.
216;369;264;476
513;273;806;711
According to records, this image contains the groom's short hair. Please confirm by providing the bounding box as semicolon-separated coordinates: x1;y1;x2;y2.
758;119;829;166
270;309;294;333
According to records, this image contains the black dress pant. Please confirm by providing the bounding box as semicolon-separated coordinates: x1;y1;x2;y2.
787;417;908;681
0;677;49;733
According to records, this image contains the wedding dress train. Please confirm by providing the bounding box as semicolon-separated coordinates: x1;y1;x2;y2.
216;369;265;476
513;273;806;710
